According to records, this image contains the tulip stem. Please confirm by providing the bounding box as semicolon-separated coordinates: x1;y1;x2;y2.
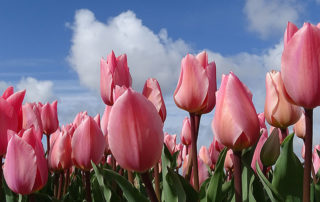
46;134;50;156
303;108;313;202
141;172;158;202
57;171;64;200
233;150;242;202
54;172;60;198
154;163;160;201
85;171;92;202
63;169;70;195
189;113;199;191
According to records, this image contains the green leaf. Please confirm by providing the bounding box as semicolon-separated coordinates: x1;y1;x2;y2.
103;168;148;202
315;182;320;202
272;133;303;200
260;128;280;167
92;162;112;202
166;168;186;202
162;144;178;202
256;161;283;202
206;148;227;202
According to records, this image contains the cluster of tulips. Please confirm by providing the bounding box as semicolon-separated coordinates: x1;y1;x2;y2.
1;21;320;202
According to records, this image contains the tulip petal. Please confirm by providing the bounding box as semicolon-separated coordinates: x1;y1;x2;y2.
284;22;298;47
4;135;37;195
100;58;114;105
2;86;14;99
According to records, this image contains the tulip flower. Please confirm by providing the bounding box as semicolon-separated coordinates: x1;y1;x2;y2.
38;101;59;135
73;111;88;128
142;78;166;122
264;70;301;129
174;51;216;114
190;158;209;188
293;111;306;139
108;88;163;172
284;22;298;47
4;128;48;194
175;143;184;168
258;113;267;130
71;116;106;170
251;128;268;173
49;128;73;171
164;133;176;155
101;105;112;153
224;149;233;172
180;117;192;146
22;103;43;140
212;72;260;151
100;50;132;105
313;145;320;175
199;146;212;168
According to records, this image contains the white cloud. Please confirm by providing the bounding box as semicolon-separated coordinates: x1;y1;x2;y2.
67;9;190;95
243;0;302;38
17;77;55;103
0;81;9;94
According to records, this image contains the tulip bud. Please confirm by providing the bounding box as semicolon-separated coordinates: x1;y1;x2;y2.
264;70;301;129
212;72;260;151
71;116;106;170
281;22;320;109
260;128;280;167
174;51;216;114
142;78;166;122
251;128;268;173
224;149;234;172
180;117;192;146
108;88;163;172
100;51;132;105
38;100;59;135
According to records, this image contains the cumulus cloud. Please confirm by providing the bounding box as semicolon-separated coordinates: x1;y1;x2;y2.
17;77;55;103
67;9;190;95
243;0;302;38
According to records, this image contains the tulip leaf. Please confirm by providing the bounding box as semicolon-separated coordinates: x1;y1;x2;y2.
260;128;280;167
314;182;320;202
102;168;148;202
166;168;186;202
272;133;303;200
91;162;112;202
256;161;283;201
206;148;227;202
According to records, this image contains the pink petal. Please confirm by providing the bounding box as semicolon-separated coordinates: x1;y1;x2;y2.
284;22;298;47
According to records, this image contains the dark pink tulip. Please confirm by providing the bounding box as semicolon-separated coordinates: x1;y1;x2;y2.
199;146;212;168
258;113;267;130
281;22;320;109
4;128;48;194
264;71;301;129
251;128;268;173
22;103;43;140
142;78;166;122
312;145;320;174
212;72;260;151
108;88;163;172
174;51;216;114
71;116;106;170
180;117;192;146
293;111;306;139
38;101;59;135
164;133;176;155
49;128;72;171
100;50;132;105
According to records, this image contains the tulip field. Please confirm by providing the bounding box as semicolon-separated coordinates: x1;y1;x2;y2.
1;21;320;202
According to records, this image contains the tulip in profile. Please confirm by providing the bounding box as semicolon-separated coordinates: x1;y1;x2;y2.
108;88;163;172
264;70;301;129
142;78;166;122
293;111;306;139
100;50;132;105
4;128;48;194
164;133;176;155
38;101;59;135
251;128;268;173
199;146;212;168
71;116;106;170
180;117;192;146
174;51;216;114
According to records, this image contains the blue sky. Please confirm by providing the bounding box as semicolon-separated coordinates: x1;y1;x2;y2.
1;0;320;151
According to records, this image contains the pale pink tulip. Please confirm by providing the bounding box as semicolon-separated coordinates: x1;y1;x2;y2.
22;103;43;140
108;88;163;172
142;78;166;122
293;111;306;139
313;145;320;174
199;146;212;168
180;117;192;146
190;158;209;188
174;51;216;114
258;113;267;130
73;111;88;128
212;72;260;151
281;22;320;109
71;116;106;170
251;128;268;173
224;149;233;172
4;128;48;194
38;101;59;135
175;143;184;168
101;105;112;153
264;71;301;129
94;113;100;128
100;50;132;105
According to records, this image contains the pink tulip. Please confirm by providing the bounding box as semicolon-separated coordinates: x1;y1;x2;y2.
190;158;209;188
264;70;301;129
224;149;234;172
71;116;106;170
199;146;212;168
174;51;216;114
142;78;166;122
73;111;88;128
251;128;268;173
175;143;184;168
212;72;260;151
22;103;43;140
258;113;267;130
100;50;132;105
38;101;59;135
49;128;73;171
284;22;298;47
180;117;192;146
108;88;163;172
101;105;112;153
164;133;176;155
4;128;48;194
293;111;306;139
313;145;320;174
94;113;100;128
302;144;305;159
281;22;320;109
